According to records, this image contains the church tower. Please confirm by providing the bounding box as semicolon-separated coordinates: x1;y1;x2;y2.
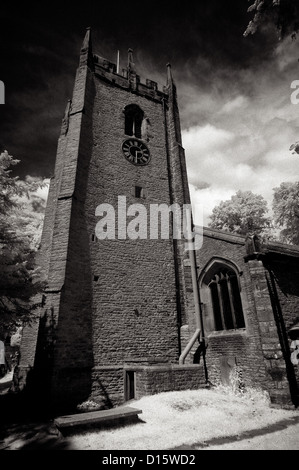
17;29;205;409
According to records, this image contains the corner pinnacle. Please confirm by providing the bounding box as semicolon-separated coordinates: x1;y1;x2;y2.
166;63;173;84
127;48;137;75
80;27;94;70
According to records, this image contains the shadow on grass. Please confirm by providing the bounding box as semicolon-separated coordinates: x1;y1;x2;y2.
0;383;80;450
0;422;74;450
0;391;74;450
172;415;299;450
0;389;146;450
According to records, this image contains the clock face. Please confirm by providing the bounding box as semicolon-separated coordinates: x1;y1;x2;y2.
122;139;150;166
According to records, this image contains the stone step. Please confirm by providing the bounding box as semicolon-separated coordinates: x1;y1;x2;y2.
54;405;142;431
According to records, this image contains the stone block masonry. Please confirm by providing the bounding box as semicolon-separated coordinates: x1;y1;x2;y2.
19;28;299;411
186;227;299;407
87;71;182;367
123;358;206;403
16;29;200;410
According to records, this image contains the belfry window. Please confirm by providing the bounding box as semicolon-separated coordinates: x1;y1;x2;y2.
201;260;245;332
124;104;144;139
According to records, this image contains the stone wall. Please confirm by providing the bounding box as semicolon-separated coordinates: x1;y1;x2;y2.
134;364;206;398
17;36;195;408
85;71;182;366
262;252;299;405
90;360;206;407
184;227;299;406
185;228;268;389
125;359;206;401
246;258;293;405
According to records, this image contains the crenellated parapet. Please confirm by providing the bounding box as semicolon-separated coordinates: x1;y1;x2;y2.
91;52;168;102
79;28;170;102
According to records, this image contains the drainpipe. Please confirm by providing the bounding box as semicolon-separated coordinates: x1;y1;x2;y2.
179;210;201;364
179;327;201;364
179;214;209;383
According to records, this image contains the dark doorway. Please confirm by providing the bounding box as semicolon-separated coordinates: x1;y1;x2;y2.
125;371;135;400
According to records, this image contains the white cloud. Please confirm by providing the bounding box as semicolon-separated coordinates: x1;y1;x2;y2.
180;37;299;230
183;124;235;162
219;95;249;114
183;121;299;227
189;183;235;226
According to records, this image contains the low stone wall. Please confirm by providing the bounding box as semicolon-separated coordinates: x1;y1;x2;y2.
133;364;207;399
125;359;207;401
90;359;207;407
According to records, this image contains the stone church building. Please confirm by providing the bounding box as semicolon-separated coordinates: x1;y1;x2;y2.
16;29;299;410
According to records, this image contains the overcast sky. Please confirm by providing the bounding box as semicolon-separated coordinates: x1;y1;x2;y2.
1;0;299;225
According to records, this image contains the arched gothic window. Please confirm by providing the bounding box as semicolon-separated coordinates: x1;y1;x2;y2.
124;104;144;139
200;259;245;332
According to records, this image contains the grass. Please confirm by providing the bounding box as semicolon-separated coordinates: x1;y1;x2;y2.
1;370;298;450
68;385;298;450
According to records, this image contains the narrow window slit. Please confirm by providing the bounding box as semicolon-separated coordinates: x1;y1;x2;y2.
135;186;143;198
125;371;135;400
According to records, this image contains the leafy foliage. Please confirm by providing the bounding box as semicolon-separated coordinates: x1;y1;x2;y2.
0;151;46;338
244;0;299;40
289;142;299;155
272;181;299;245
208;190;271;236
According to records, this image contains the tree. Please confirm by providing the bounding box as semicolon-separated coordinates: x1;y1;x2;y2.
244;0;299;40
0;150;46;338
208;190;272;236
272;181;299;245
289;141;299;155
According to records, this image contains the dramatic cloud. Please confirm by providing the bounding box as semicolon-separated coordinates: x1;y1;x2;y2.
1;0;299;233
180;37;299;226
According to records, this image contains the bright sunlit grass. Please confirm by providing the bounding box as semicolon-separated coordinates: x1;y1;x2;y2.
69;386;297;450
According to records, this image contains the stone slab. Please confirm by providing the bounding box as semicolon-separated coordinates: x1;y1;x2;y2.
54;406;142;429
